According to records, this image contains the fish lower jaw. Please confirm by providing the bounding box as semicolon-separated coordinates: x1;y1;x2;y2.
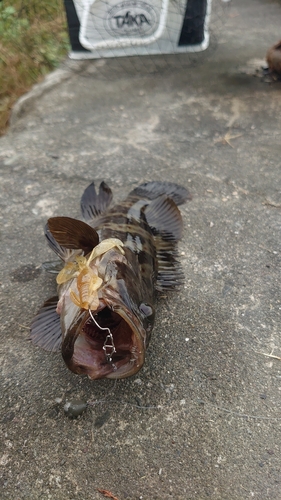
66;307;145;379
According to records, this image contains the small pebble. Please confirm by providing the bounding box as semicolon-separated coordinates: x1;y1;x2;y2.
64;399;87;418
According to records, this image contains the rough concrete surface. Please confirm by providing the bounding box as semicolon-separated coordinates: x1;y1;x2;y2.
1;0;281;498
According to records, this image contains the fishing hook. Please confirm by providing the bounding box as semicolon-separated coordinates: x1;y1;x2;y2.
88;309;117;370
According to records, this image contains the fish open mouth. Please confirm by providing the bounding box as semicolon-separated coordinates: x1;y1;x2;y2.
66;306;144;379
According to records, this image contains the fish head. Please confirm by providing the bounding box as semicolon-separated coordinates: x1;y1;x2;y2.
58;247;155;379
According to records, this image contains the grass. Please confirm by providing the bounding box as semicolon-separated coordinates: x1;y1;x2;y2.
0;0;69;136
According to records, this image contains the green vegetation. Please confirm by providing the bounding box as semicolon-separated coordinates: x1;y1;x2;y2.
0;1;69;135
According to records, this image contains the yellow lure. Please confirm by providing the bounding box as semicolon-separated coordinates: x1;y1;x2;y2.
56;238;124;310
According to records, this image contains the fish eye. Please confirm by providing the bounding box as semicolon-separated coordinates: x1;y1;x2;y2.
139;303;153;317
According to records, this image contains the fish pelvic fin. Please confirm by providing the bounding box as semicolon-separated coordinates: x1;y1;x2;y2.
47;217;99;255
129;181;191;205
30;296;62;352
81;181;113;221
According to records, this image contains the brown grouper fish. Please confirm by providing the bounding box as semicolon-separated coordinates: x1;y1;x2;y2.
30;181;191;379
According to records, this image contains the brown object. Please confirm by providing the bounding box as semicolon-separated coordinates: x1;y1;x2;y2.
97;489;119;500
266;40;281;76
47;216;99;254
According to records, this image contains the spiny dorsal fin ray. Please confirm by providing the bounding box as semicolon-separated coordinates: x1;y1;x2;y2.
30;296;61;352
129;181;191;205
156;264;185;290
47;217;99;254
154;236;185;291
144;195;183;242
81;181;113;221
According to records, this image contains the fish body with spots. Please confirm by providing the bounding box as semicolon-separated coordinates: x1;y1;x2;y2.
31;181;190;379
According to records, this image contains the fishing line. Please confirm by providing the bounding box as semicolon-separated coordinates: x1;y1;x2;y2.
87;397;165;410
88;308;117;370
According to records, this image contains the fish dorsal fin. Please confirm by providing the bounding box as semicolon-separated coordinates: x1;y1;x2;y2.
144;195;183;242
30;296;61;352
130;181;191;205
47;217;99;254
81;181;113;221
154;239;185;291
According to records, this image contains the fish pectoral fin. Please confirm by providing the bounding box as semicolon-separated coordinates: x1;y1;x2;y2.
44;224;83;262
47;217;99;254
30;296;62;352
144;195;183;241
41;260;64;274
80;181;113;221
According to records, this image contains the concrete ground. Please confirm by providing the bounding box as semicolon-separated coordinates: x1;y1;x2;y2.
1;0;281;498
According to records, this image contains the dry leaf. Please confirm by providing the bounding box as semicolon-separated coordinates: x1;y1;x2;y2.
97;488;119;500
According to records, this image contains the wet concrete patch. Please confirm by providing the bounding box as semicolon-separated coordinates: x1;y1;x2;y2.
10;264;42;282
